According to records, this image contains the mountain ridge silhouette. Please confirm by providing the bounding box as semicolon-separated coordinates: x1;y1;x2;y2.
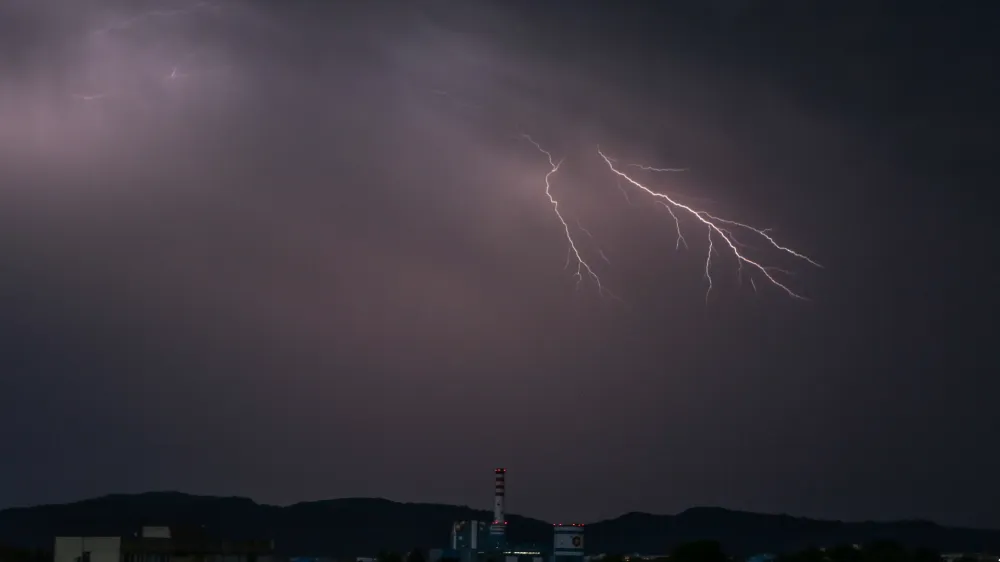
2;492;998;557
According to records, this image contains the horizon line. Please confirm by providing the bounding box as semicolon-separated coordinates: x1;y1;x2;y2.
0;491;971;531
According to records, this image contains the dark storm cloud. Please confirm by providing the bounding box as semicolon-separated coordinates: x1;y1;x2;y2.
0;0;717;379
2;0;996;528
0;0;676;510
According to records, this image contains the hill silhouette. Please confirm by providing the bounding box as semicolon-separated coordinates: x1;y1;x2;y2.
2;493;999;557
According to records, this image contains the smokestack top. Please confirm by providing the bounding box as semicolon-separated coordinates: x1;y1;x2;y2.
495;468;506;474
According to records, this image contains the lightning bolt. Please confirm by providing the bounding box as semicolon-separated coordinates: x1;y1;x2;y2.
655;201;689;251
91;1;217;36
521;135;616;299
630;164;689;173
597;149;822;301
72;93;109;101
575;218;611;264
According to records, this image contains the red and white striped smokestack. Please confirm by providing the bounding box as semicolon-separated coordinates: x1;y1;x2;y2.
493;468;506;523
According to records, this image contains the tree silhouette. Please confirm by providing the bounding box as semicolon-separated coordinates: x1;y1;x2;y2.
778;542;943;562
910;548;941;562
828;544;863;562
377;551;403;562
862;541;908;562
671;541;727;562
777;546;833;562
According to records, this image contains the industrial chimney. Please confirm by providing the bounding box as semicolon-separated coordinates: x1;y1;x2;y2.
494;468;506;523
489;468;507;551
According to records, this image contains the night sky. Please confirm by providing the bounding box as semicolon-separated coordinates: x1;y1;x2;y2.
1;0;997;529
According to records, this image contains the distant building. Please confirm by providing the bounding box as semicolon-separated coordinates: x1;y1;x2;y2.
431;470;585;562
55;537;122;562
451;521;489;554
55;526;275;562
552;525;584;562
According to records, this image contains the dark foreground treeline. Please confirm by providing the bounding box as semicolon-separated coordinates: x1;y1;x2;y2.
2;541;989;562
598;540;974;562
0;544;49;562
375;541;981;562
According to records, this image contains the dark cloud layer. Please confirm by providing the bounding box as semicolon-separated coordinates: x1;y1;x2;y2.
1;1;997;528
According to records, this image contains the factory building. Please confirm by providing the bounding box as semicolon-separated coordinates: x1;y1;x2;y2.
552;525;584;562
434;469;581;562
437;469;505;562
55;537;122;562
448;521;488;562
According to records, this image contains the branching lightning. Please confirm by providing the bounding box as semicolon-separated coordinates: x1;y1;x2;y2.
91;1;217;36
575;218;611;264
71;5;219;110
630;163;689;173
521;135;617;299
655;201;689;251
516;135;818;302
71;2;819;306
597;149;822;301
